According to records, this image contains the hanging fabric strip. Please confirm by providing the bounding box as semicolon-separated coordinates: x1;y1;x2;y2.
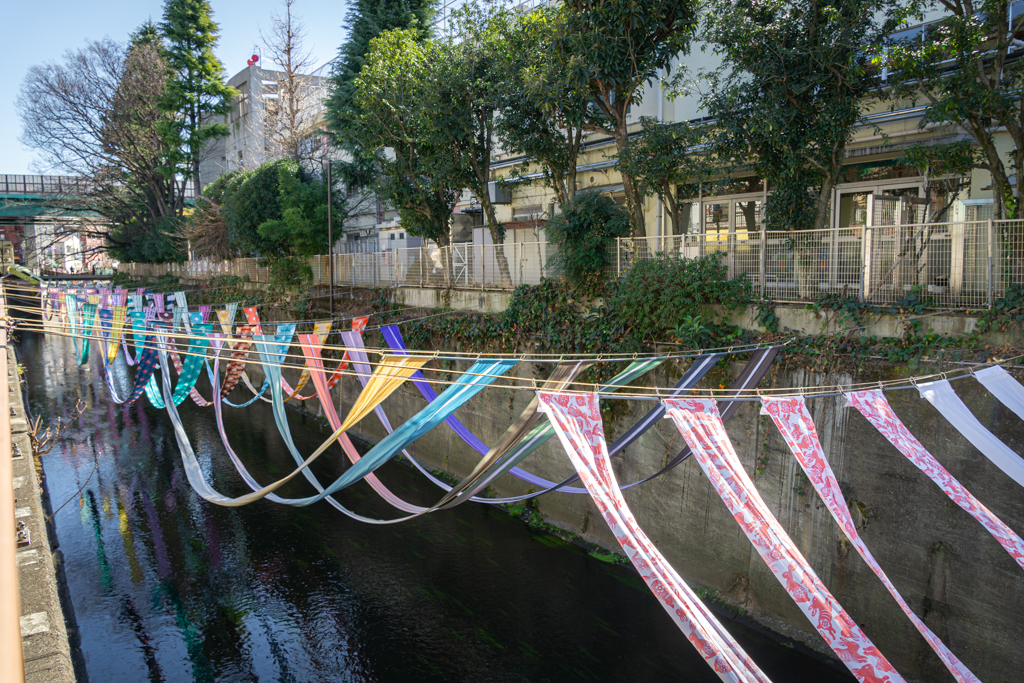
220;326;254;399
168;322;213;406
917;379;1024;488
974;366;1024;422
172;306;187;331
848;389;1024;571
129;312;166;409
352;315;368;333
670;399;915;683
280;320;333;402
97;307;113;362
206;336;420;520
301;335;591;518
107;306;127;365
379;324;662;492
124;335;160;405
761;396;971;682
153;292;165;313
537;391;770;683
243;306;262;335
199;305;211;323
76;303;98;365
216;309;234;335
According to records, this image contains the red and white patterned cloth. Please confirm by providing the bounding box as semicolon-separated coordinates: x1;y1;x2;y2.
848;389;1024;571
537;391;771;683
761;396;974;683
243;306;262;335
352;315;369;333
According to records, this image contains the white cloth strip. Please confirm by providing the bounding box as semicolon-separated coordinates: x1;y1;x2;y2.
918;379;1024;489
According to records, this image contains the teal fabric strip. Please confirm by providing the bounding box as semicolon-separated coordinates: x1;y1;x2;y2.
161;338;517;508
201;321;294;405
169;322;213;406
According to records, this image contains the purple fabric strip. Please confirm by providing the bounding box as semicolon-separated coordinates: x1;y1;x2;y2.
381;326;491;458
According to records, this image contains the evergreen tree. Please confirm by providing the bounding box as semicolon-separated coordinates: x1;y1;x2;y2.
130;20;161;48
325;0;436;153
157;0;236;192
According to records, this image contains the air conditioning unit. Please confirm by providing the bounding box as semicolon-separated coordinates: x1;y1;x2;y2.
488;181;511;205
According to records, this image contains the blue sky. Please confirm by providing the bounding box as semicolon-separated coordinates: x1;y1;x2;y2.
2;0;350;174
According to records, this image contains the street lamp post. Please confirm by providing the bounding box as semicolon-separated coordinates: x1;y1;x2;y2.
327;159;334;315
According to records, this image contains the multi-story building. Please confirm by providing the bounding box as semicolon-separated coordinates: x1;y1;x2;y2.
200;61;331;188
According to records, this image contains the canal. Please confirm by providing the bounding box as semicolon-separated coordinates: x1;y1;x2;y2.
19;330;852;682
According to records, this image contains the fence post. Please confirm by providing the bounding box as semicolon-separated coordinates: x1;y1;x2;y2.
860;228;868;303
616;237;621;278
759;226;767;299
987;218;995;307
419;246;424;287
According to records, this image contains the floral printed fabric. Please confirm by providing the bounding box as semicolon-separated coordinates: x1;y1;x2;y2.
761;396;973;683
537;391;771;683
848;389;1024;571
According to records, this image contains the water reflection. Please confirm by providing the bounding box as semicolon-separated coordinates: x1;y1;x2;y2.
19;331;851;682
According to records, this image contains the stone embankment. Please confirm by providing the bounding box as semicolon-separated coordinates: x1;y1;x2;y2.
9;340;76;683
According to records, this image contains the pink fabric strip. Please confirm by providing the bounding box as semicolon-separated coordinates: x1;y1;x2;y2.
299;335;427;514
666;399;908;683
761;396;974;683
848;389;1024;571
536;391;771;683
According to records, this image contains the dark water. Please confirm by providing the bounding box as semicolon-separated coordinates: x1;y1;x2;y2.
19;331;851;682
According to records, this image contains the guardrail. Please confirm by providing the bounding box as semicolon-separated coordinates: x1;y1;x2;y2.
118;220;1024;309
0;286;25;680
120;241;558;292
615;220;1024;308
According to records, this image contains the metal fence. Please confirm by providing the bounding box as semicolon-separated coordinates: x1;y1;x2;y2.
615;220;1024;308
117;221;1024;309
119;241;558;291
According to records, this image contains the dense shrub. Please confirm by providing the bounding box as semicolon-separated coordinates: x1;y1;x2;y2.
221;159;291;255
545;193;630;290
605;253;752;343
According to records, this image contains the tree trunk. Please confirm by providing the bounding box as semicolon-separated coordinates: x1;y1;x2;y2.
613;128;646;238
481;196;513;287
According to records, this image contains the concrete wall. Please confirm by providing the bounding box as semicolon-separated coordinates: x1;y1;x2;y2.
243;352;1024;682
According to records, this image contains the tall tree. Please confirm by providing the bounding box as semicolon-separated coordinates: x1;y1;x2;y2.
325;0;435;152
888;0;1024;220
703;0;911;232
426;2;520;283
18;38;182;261
353;29;460;267
615;117;712;236
545;0;698;237
261;0;316;163
158;0;236;192
495;7;595;207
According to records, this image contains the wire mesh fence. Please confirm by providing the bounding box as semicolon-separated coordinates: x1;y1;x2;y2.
614;220;1024;308
116;221;1024;309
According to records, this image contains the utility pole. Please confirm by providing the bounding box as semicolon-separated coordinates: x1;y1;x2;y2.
327;160;334;315
322;132;334;315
